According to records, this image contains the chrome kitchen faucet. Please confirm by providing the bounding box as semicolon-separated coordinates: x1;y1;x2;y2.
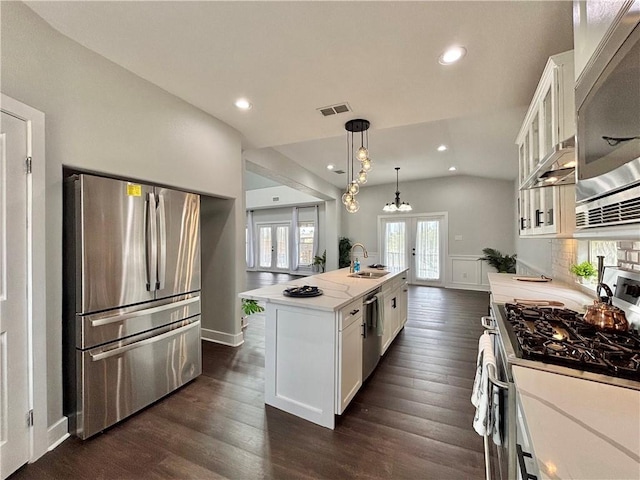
349;243;369;273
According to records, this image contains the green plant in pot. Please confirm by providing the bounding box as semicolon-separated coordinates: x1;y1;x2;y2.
570;261;597;283
313;250;326;273
241;299;264;329
339;237;352;268
478;248;517;274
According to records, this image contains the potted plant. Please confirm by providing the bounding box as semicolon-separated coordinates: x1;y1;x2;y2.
241;298;264;329
339;237;352;268
570;261;597;284
313;250;326;273
478;247;517;273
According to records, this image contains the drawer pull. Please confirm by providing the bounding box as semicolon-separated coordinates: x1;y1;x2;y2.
350;309;360;315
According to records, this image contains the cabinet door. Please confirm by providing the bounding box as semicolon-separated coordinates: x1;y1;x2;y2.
518;190;532;236
540;70;559;160
398;282;408;329
337;317;363;414
381;291;394;354
530;112;540;171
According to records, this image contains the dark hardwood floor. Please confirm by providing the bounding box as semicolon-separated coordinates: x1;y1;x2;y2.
12;274;488;479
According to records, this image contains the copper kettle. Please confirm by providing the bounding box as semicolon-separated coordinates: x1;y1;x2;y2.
583;283;629;332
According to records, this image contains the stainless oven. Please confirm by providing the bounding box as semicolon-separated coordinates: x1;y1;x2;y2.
575;5;640;228
479;313;539;480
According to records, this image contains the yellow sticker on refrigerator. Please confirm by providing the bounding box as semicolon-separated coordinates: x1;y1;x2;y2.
126;183;142;197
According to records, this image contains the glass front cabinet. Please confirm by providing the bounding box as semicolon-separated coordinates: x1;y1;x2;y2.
516;50;576;237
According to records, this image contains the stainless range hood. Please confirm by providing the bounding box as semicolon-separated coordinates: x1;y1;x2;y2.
519;136;576;189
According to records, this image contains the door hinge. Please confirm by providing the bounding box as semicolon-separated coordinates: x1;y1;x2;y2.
27;409;34;427
26;156;32;174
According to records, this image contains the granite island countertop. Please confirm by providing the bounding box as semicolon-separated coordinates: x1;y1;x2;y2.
239;267;408;312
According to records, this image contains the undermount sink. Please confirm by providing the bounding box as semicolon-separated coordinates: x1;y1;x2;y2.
348;271;389;279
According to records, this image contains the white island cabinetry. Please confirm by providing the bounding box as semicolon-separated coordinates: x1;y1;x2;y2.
337;298;363;414
240;267;408;429
381;274;408;354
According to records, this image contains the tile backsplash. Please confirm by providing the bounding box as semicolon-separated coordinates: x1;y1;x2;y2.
550;239;640;281
551;239;577;283
618;241;640;272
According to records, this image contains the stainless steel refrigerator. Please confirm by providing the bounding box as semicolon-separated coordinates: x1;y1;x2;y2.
63;173;202;439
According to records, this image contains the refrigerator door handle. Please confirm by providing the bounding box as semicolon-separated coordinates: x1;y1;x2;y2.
146;192;158;291
90;320;199;362
88;296;200;327
157;193;167;290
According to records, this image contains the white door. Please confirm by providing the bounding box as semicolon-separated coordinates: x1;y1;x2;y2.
257;223;290;272
0;112;30;478
381;214;446;286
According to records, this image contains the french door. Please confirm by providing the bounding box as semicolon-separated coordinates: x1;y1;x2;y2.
380;214;446;285
257;223;290;272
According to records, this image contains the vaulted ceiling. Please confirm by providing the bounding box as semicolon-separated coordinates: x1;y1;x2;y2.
26;1;574;188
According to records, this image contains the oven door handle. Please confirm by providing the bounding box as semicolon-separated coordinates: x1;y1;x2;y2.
487;363;509;390
480;316;495;329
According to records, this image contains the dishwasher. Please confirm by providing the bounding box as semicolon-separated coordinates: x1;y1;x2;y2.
362;288;382;381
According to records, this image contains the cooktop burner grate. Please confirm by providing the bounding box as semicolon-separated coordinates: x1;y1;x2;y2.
503;303;640;381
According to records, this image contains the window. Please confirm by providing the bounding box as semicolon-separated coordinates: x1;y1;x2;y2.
298;222;315;266
384;221;407;271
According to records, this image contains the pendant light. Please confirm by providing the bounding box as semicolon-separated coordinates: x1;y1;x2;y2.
342;119;372;213
383;167;412;212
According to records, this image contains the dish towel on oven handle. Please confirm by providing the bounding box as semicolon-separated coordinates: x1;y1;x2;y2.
472;333;496;437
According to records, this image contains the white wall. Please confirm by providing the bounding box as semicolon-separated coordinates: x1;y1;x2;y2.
1;2;244;436
246;185;321;209
342;175;516;259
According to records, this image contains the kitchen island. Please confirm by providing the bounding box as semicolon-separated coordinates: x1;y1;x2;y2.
240;267;408;428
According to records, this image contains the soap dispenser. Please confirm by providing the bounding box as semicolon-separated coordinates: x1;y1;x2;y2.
354;258;360;273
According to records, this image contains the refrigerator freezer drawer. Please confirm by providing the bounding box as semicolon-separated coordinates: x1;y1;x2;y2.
73;319;202;439
78;294;201;349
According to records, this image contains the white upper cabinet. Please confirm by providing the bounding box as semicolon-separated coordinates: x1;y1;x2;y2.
516;51;576;237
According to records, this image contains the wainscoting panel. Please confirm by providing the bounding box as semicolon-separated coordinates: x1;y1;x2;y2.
447;255;493;291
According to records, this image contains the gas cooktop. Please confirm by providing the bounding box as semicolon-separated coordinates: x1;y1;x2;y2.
502;303;640;382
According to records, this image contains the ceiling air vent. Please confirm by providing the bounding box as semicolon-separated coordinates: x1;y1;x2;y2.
272;196;280;202
317;103;351;117
333;169;345;174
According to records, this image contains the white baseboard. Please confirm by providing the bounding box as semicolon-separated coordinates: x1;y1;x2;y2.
47;416;69;451
201;328;244;347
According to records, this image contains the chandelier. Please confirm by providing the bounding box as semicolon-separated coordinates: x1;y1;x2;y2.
383;167;412;212
341;119;372;213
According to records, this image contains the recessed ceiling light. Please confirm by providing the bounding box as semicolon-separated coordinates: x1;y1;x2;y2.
437;145;448;152
326;164;335;170
449;166;457;172
234;98;252;110
439;46;467;65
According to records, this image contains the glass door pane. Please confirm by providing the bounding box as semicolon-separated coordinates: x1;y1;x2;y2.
259;226;272;268
383;221;407;270
275;225;289;269
414;219;440;281
531;113;540;168
543;88;553;157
